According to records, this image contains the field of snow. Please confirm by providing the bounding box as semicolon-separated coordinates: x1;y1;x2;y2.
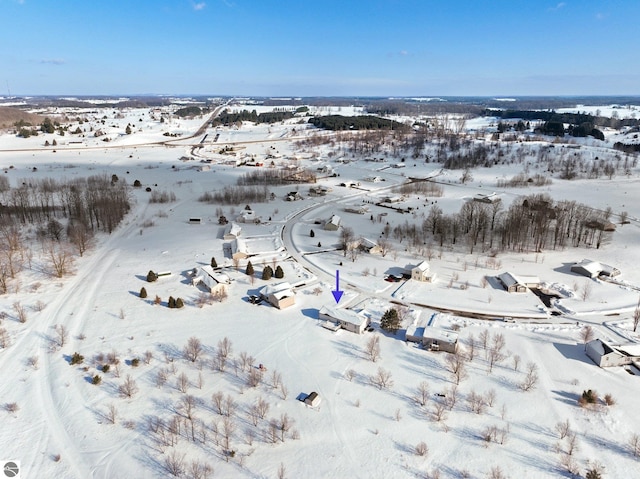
0;103;639;479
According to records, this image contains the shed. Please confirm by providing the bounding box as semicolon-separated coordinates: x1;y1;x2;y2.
304;392;321;407
571;259;620;278
324;214;342;231
497;272;539;293
319;305;369;334
258;282;295;309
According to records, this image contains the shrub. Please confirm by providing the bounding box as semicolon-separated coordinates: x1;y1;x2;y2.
275;265;284;279
133;179;141;187
168;296;176;308
578;389;599;407
92;375;102;385
146;270;158;283
131;358;140;367
176;298;184;308
245;261;254;276
70;352;84;365
603;393;615;406
154;295;161;305
139;287;147;298
310;229;315;237
211;257;217;268
262;265;273;280
101;364;110;373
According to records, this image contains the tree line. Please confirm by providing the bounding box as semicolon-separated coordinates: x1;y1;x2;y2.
0;174;131;234
308;115;407;131
213;110;294;126
390;194;615;254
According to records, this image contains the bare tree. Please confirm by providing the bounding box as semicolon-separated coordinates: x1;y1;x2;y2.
46;241;74;278
277;413;294;442
581;281;592;302
629;433;640;457
487;333;507;373
520;362;539;391
155;368;168;388
479;329;489;350
466;333;477;361
119;375;139;398
414;381;430;407
365;335;381;362
0;328;10;349
485;389;497;408
183;336;203;363
106;403;118;424
279;382;289;400
415;441;429;457
179;395;197;420
222;416;236;452
54;324;68;348
445;351;468;384
555;419;571;439
580;325;595;350
176;372;189;393
13;301;27;323
633;297;640;332
277;462;286;479
467;390;485;414
370;367;393;390
211;391;225;415
246;367;263;388
164;450;186;477
512;354;521;371
344;369;356;382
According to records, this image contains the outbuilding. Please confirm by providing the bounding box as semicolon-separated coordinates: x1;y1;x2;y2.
258;282;295;309
304;392;321;407
324;214;342;231
319;305;370;334
585;338;637;368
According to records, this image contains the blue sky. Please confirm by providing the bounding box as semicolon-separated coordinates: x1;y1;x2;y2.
1;0;638;96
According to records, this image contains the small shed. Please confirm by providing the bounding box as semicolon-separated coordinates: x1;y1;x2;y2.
258;282;295;309
319;305;369;334
411;261;437;283
304;392;321;407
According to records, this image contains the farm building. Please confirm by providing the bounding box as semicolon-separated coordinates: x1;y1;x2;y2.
223;222;242;240
585;338;640;368
304;392;321;407
324;214;342;231
344;204;369;214
571;259;621;278
258;282;295;309
411;261;437;283
319;305;370;334
406;325;458;353
497;272;540;293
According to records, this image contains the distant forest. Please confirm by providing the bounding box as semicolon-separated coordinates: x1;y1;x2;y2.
309;115;407;131
487;109;640;129
212;110;295;126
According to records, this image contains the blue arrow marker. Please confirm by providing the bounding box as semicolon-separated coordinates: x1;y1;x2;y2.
331;270;344;304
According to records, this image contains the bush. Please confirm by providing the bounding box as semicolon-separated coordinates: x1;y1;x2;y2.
176;298;184;308
133;179;142;187
139;287;147;298
245;261;254;276
211;257;217;268
92;374;102;385
101;364;110;373
262;265;273;280
603;393;615;406
70;352;84;365
146;270;158;283
275;265;284;279
168;296;176;308
131;358;140;367
578;389;599;407
154;295;161;305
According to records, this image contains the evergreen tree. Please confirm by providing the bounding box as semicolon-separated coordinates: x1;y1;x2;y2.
262;265;273;280
245;261;254;276
139;287;147;298
380;308;401;333
52;138;57;146
317;242;322;247
275;265;284;279
176;298;184;308
146;270;158;282
125;124;132;135
310;229;315;237
211;257;217;268
168;296;176;308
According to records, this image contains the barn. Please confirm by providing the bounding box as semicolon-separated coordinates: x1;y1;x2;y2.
497;272;539;293
585;338;639;368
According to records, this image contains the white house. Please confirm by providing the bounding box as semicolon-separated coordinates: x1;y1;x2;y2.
319;305;369;334
258;282;295;309
411;261;437;282
585;338;639;368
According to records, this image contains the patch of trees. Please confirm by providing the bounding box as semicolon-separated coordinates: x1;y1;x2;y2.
308;115;406;131
613;142;640;154
237;169;316;186
213;109;294;126
488;109;640;129
0;174;130;234
567;122;604;140
174;106;202;118
198;186;270;205
391;194;614;253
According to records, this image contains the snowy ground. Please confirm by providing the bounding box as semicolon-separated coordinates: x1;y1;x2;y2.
0;103;639;479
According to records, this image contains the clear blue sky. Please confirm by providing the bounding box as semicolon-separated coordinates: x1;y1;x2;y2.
1;0;638;97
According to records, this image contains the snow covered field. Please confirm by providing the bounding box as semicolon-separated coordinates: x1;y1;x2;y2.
0;102;639;479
